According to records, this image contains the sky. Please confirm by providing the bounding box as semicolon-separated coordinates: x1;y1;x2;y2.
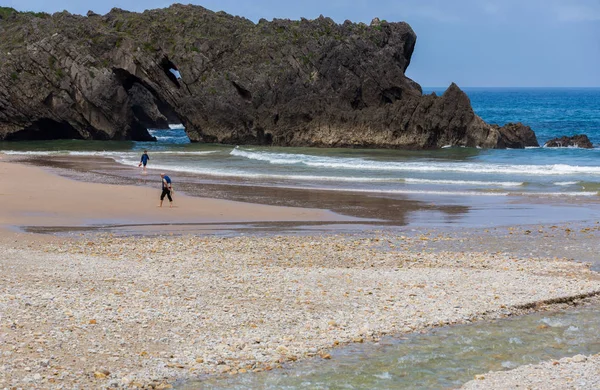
4;0;600;87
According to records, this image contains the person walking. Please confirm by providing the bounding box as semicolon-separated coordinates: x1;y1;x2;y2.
139;150;150;173
159;173;173;208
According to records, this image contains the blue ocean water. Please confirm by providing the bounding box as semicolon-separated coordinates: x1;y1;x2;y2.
1;89;600;201
428;87;600;145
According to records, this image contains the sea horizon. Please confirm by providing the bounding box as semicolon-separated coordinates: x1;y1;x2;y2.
424;86;600;90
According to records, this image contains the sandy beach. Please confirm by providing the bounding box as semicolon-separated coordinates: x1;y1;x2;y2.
2;161;600;389
0;160;352;230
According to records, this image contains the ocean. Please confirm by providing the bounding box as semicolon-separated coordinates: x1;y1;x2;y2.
2;88;600;227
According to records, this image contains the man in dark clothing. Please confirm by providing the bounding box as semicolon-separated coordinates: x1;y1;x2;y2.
139;150;150;173
159;173;173;208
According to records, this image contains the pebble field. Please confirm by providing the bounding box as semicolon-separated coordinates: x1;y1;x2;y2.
2;233;600;388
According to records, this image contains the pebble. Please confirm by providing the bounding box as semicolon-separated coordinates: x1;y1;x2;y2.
462;354;600;389
2;233;600;389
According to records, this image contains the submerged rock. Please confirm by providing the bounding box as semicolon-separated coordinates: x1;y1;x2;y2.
545;135;593;149
0;5;538;148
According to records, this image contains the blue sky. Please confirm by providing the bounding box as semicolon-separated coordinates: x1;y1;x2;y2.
5;0;600;87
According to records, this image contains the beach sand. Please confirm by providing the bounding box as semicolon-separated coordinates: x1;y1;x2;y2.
0;161;352;231
2;161;600;389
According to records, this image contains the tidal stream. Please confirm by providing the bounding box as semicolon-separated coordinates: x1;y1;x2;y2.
180;304;600;389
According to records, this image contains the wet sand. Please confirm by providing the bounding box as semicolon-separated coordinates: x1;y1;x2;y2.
0;161;354;232
18;154;600;233
19;155;469;228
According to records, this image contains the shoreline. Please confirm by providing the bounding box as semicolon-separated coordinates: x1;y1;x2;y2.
0;160;358;234
2;158;600;388
13;153;600;232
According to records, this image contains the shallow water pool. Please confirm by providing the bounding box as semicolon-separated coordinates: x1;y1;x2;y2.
179;304;600;389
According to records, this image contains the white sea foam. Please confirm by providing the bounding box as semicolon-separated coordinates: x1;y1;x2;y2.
231;147;305;165
308;161;600;176
230;148;600;176
542;144;594;149
136;163;395;182
554;181;579;186
404;178;523;187
146;151;217;155
373;372;392;380
0;150;135;157
280;185;510;197
1;150;75;156
132;162;522;187
290;186;595;197
1;150;215;157
529;191;598;197
143;162;596;198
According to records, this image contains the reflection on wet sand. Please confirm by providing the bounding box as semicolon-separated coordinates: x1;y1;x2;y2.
22;155;472;228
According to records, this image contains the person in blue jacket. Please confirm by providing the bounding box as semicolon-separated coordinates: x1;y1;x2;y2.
159;173;173;207
139;150;149;172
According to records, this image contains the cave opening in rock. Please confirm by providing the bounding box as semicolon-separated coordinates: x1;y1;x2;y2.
254;127;273;145
112;67;187;141
112;68;140;91
160;57;181;88
6;119;83;141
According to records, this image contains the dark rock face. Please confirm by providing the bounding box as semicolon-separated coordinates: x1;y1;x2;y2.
545;135;593;149
495;123;539;149
0;5;538;148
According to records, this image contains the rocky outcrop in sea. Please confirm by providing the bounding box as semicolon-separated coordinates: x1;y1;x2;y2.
545;135;593;149
0;5;538;148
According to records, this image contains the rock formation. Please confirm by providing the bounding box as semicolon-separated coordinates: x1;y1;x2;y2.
545;135;593;149
0;5;538;148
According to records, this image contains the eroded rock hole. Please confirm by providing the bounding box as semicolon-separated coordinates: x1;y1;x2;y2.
264;132;273;145
112;68;142;91
160;57;181;88
112;67;185;141
255;128;273;145
129;120;156;142
43;93;54;107
129;83;169;129
6;118;83;141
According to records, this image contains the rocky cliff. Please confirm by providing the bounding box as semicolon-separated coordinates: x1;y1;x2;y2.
0;5;538;148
